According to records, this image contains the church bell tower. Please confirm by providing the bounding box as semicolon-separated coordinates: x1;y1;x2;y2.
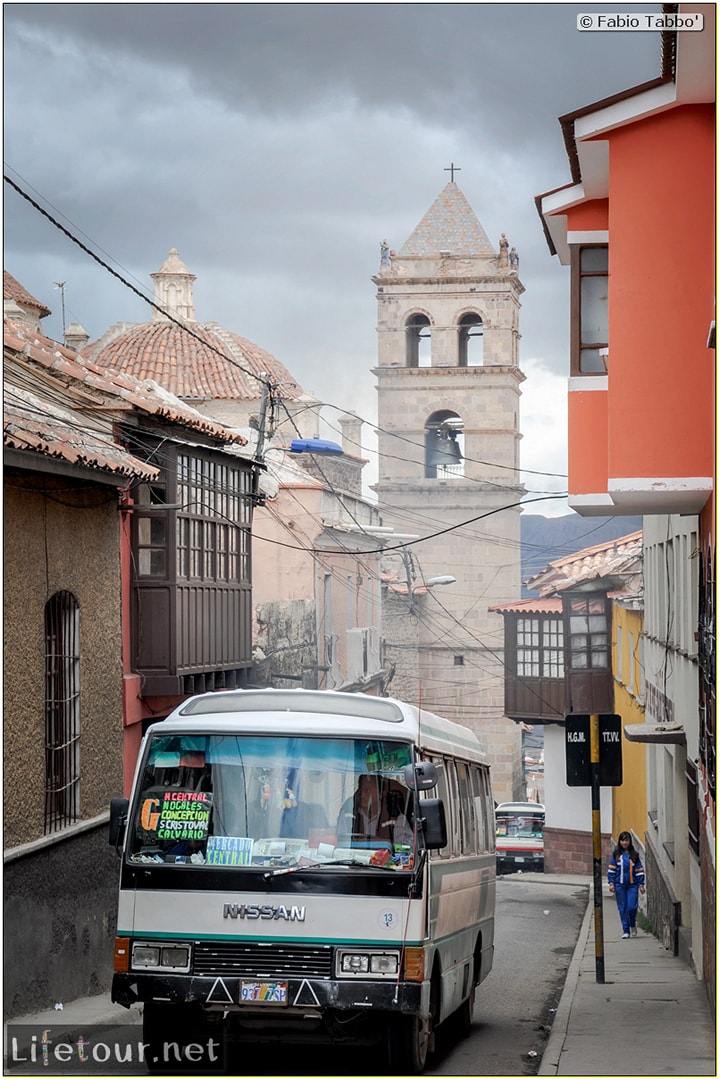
374;176;525;802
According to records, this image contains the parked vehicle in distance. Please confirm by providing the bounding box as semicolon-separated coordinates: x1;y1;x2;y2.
495;802;545;874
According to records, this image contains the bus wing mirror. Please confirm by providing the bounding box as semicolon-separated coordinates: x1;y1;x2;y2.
418;798;447;850
403;761;438;791
109;798;129;850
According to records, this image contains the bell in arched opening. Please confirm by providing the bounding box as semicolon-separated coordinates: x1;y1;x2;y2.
425;425;463;478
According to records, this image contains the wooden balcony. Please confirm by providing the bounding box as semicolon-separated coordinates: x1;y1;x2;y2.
504;673;566;724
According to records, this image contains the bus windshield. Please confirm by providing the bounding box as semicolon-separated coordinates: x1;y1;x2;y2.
495;809;544;839
128;734;415;870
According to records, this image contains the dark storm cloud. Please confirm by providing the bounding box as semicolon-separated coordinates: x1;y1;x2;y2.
3;2;662;499
5;3;660;137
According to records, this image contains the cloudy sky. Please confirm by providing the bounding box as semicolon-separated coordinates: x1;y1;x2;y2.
4;2;662;513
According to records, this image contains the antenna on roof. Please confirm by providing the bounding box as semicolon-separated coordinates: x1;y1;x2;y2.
53;281;66;345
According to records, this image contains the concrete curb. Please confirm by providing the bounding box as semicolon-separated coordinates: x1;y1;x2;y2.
538;892;594;1076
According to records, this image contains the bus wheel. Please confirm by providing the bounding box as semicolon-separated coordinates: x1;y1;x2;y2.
454;983;476;1039
387;1013;431;1074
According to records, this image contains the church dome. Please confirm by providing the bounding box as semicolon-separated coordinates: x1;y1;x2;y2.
82;250;303;405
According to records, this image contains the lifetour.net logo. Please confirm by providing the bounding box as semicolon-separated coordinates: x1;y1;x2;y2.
5;1025;223;1074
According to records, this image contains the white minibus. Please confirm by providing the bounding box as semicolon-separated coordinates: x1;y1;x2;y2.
495;801;545;874
109;688;496;1073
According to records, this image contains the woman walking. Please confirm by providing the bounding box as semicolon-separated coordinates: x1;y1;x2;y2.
608;831;646;938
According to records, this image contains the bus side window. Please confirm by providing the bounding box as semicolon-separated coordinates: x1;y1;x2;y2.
456;761;477;855
429;756;452;858
470;766;488;852
443;759;463;857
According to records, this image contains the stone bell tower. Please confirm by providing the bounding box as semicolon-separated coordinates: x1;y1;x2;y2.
374;177;525;802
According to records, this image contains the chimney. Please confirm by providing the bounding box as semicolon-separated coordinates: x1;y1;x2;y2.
339;412;363;456
64;323;90;351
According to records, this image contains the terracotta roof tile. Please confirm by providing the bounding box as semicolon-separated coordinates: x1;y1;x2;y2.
83;320;303;404
4;383;158;480
489;598;564;614
524;531;643;597
4;318;248;447
3;271;51;317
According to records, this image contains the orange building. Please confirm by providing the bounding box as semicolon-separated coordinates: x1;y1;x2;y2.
538;7;715;1004
539;23;714;518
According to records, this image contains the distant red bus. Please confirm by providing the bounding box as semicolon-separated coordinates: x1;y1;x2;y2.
495;802;545;874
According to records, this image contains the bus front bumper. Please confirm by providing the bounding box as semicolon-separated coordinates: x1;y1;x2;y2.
112;971;425;1015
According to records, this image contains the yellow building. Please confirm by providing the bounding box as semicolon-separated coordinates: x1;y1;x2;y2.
612;598;646;842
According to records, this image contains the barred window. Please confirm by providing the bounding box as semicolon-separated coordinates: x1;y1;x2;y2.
44;591;80;833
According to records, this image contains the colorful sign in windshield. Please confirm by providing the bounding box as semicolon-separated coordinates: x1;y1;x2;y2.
140;791;213;841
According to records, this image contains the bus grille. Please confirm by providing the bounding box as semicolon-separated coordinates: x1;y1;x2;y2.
192;942;334;979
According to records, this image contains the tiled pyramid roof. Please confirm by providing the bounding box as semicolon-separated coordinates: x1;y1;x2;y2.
398;182;495;257
83;320;303;403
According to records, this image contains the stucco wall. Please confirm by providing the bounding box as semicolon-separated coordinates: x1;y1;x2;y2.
3;476;125;846
612;603;647;841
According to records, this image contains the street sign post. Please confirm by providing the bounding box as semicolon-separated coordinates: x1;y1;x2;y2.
565;714;623;786
565;713;624;984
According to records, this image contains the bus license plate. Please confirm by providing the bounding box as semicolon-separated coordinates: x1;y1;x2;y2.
240;981;288;1005
515;856;525;862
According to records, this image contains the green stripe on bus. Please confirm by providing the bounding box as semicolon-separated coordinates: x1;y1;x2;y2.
115;930;423;946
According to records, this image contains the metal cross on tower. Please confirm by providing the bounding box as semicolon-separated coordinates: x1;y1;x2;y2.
444;163;461;182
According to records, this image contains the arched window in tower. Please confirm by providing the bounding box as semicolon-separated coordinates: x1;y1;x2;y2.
458;314;483;366
425;411;464;480
406;314;431;368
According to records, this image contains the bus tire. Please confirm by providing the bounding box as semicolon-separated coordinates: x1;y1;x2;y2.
387;1013;431;1074
454;983;475;1039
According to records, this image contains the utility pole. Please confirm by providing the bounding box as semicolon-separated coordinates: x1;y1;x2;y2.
590;714;605;984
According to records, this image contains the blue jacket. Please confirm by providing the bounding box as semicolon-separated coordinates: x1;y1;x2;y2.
608;850;645;887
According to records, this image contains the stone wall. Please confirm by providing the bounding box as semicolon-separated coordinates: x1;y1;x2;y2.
253;598;319;687
4;826;119;1019
544;825;612;876
645;831;681;955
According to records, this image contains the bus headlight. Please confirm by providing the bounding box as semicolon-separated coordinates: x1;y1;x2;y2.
131;942;191;972
337;950;399;978
132;945;160;967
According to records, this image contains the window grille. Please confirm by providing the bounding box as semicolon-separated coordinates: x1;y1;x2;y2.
44;591;80;833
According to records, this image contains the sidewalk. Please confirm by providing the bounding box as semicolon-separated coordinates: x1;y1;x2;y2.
539;888;716;1076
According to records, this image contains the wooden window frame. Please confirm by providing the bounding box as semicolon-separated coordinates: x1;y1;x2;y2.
570;244;608;376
